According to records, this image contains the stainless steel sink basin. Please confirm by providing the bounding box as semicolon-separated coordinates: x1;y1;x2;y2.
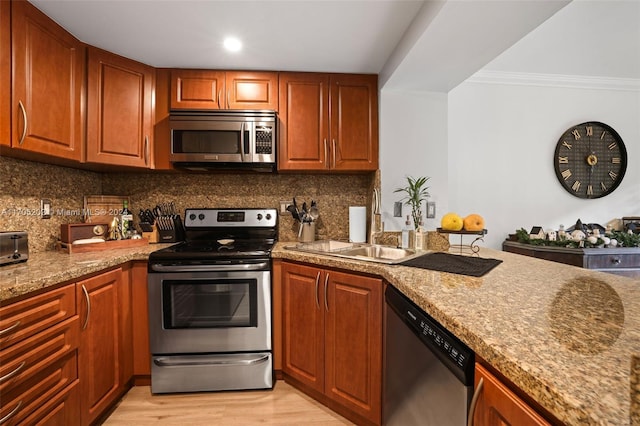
285;240;426;264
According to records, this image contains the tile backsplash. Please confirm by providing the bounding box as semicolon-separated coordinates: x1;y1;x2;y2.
1;157;373;251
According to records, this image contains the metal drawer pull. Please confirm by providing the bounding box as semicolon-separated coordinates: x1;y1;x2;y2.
0;320;20;337
154;354;269;367
0;400;23;425
314;271;321;309
81;284;91;330
467;377;484;426
0;361;26;384
612;257;621;265
18;101;27;145
324;273;329;311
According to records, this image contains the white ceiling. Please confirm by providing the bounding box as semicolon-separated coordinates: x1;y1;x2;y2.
28;0;640;92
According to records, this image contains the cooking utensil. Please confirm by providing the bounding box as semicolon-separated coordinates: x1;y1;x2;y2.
309;201;319;222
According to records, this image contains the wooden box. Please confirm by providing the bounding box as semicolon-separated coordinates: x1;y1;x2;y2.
60;223;109;243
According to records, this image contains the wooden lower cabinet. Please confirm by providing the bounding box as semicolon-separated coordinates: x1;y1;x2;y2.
280;261;382;425
472;363;550;426
130;261;152;380
77;268;130;425
0;283;80;425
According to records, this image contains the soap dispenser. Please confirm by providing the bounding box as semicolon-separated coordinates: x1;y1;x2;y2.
401;215;411;249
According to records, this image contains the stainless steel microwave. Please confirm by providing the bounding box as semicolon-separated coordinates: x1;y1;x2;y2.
169;110;276;171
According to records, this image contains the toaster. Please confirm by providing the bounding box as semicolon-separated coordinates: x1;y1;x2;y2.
0;231;29;266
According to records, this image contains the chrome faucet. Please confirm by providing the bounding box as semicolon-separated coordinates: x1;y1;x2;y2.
369;188;383;244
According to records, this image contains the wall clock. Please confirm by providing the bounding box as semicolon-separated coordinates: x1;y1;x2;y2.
553;121;627;199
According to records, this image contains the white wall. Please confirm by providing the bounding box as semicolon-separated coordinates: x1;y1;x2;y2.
379;79;640;250
379;90;448;232
447;78;640;249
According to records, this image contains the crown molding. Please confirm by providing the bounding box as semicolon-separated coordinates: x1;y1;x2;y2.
467;70;640;91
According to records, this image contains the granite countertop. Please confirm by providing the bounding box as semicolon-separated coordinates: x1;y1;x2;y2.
0;244;173;301
1;242;638;425
272;243;640;426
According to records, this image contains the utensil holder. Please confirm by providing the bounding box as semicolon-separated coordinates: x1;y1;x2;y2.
157;215;185;243
299;222;316;243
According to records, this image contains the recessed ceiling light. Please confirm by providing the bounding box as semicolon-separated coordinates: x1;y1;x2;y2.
223;37;242;52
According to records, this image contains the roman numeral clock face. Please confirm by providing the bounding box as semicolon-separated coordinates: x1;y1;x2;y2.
554;122;627;199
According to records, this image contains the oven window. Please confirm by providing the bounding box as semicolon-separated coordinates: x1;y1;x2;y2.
162;279;258;328
173;130;241;154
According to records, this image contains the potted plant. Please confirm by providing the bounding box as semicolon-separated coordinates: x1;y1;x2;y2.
394;175;430;230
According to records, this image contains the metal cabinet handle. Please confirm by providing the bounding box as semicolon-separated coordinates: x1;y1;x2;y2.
217;89;222;109
0;361;26;384
0;400;23;425
332;139;337;168
81;284;91;330
227;90;230;109
144;135;149;165
314;271;321;309
467;377;484;426
0;320;20;337
324;139;329;169
612;257;621;265
324;273;330;311
18;101;27;145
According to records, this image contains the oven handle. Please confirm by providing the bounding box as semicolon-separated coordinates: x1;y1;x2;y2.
153;354;270;367
149;262;269;272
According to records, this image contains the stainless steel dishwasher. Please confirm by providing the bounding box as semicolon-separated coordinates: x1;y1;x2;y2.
384;285;475;425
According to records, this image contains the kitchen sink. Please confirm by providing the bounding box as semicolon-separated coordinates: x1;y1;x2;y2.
285;240;426;264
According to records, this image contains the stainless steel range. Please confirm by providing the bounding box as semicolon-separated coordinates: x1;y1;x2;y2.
147;208;277;394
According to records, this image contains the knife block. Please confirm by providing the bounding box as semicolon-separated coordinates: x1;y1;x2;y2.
157;216;185;243
142;225;159;243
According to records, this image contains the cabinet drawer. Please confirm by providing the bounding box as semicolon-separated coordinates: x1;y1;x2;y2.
585;253;640;270
0;284;76;350
0;318;78;425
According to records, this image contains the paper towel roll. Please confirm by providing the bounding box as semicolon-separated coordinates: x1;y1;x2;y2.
349;206;367;243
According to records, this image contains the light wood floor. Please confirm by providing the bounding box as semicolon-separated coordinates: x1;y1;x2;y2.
103;381;354;425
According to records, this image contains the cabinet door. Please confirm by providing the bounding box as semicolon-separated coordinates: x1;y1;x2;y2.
330;74;378;171
86;47;154;168
282;262;325;393
278;72;330;171
170;69;225;110
11;0;84;161
77;268;123;426
130;261;151;378
473;363;550;426
226;71;278;111
0;0;9;147
325;270;382;424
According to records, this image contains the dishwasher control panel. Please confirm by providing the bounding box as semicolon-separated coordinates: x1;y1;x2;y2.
386;285;474;385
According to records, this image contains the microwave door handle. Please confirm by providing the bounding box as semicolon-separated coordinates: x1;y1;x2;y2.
241;122;253;163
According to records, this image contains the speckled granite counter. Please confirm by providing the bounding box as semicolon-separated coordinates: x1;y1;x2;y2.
0;244;173;301
272;243;640;426
2;242;638;425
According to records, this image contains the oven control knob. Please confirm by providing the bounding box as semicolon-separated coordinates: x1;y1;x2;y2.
198;213;205;221
257;213;263;221
189;213;196;221
265;213;272;221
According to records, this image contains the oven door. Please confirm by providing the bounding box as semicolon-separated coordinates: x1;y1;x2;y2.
148;268;271;354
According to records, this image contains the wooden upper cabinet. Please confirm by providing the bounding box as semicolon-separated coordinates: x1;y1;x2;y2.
86;47;154;168
1;0;9;147
278;73;330;171
171;69;225;110
11;0;84;161
170;69;278;110
278;72;378;172
226;71;278;110
331;74;378;171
